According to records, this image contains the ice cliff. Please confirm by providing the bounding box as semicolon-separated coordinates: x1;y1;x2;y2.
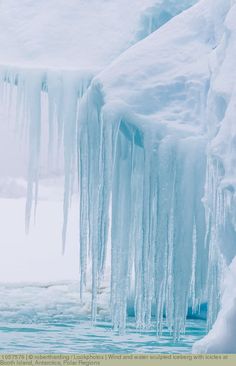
0;0;236;352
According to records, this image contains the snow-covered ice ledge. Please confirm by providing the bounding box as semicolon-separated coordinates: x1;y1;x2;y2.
0;0;236;352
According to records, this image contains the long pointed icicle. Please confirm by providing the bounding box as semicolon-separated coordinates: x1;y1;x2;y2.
24;71;44;231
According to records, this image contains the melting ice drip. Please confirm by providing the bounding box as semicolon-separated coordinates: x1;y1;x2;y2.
0;67;223;340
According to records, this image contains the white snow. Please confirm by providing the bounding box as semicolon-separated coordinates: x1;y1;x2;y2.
0;0;178;71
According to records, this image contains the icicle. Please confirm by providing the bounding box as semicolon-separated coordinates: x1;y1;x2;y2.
203;156;225;329
61;72;79;253
155;135;177;335
48;70;93;253
46;72;58;168
24;70;45;231
191;140;208;312
77;80;109;319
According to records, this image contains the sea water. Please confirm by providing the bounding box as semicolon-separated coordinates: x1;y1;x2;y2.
0;282;206;353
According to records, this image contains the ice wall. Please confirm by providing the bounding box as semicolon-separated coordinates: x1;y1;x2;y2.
193;0;236;353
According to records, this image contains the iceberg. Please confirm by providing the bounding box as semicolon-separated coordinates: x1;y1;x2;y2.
0;0;236;351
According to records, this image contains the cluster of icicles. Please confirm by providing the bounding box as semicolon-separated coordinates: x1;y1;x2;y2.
0;67;225;339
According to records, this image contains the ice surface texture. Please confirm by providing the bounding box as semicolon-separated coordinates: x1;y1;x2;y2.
0;0;236;351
